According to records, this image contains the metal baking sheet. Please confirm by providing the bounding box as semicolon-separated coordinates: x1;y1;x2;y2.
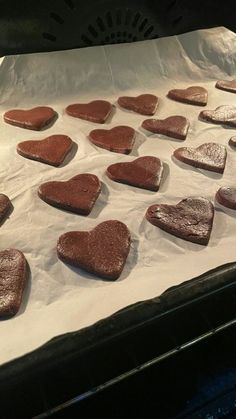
0;26;236;365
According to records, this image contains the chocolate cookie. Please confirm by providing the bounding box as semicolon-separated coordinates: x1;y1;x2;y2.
38;174;101;215
89;126;136;154
146;197;214;245
0;249;28;318
106;156;163;191
0;194;11;224
4;106;56;130
216;80;236;93
66;100;112;123
57;220;131;280
142;116;189;140
167;86;208;106
216;187;236;210
173;143;226;174
229;136;236;147
17;135;73;166
199;105;236;127
118;94;159;115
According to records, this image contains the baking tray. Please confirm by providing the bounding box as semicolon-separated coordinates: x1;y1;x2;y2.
0;262;236;418
0;3;236;417
1;26;236;366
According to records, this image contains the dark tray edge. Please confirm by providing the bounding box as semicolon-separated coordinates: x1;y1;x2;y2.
1;261;236;386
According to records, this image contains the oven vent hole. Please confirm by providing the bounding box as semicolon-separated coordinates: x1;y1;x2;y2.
88;25;98;38
50;12;64;24
97;16;105;32
116;9;122;25
106;11;113;28
167;0;178;10
132;12;141;28
42;32;57;42
172;15;183;25
81;35;93;45
125;9;132;26
139;18;147;32
144;25;154;37
64;0;75;10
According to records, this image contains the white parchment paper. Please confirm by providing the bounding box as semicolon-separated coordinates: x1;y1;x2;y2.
0;27;236;365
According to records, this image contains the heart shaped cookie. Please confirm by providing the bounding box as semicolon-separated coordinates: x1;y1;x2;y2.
0;249;28;318
146;197;214;245
38;174;101;215
216;80;236;93
199;105;236;127
216;187;236;210
89;126;136;154
167;86;208;106
118;94;159;115
106;156;163;191
142;116;189;140
0;194;12;224
57;220;131;280
66;100;112;123
229;136;236;147
173;143;226;174
17;135;73;166
4;106;56;130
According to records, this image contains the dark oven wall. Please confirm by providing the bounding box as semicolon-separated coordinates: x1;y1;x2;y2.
0;0;235;55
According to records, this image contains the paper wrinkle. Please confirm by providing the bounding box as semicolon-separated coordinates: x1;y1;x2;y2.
0;27;236;365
